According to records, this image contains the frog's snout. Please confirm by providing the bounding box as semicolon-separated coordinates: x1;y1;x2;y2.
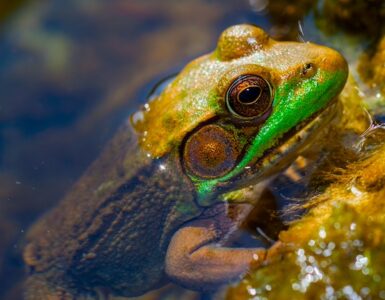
314;45;349;95
317;46;348;76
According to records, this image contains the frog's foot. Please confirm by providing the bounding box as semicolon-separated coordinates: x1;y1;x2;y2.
165;218;271;292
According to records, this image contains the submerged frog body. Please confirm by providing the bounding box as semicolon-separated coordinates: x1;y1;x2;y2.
23;25;348;299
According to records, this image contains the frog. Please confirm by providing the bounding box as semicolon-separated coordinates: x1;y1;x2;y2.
23;24;348;299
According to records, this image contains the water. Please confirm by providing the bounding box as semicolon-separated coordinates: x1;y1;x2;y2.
0;0;384;299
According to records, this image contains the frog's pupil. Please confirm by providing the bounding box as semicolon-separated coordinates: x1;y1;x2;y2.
226;74;272;119
238;86;261;104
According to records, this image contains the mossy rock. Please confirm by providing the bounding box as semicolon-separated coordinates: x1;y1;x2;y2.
227;141;385;300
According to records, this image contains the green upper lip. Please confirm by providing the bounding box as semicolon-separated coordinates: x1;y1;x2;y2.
242;100;339;182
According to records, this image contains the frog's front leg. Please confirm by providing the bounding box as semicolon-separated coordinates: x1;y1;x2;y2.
165;203;273;291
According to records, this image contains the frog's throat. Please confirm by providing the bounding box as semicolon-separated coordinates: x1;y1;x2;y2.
195;69;346;205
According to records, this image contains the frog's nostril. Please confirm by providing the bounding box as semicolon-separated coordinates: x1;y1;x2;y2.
304;63;313;71
301;62;316;77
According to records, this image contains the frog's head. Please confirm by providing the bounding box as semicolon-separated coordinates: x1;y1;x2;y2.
132;24;348;206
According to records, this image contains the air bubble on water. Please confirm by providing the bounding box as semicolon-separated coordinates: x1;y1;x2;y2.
362;268;370;275
246;285;257;296
353;239;363;247
326;286;335;297
305;266;313;273
342;285;361;300
352;255;368;270
360;287;370;297
319;228;326;239
132;111;144;125
320;260;328;268
350;185;363;197
323;249;332;257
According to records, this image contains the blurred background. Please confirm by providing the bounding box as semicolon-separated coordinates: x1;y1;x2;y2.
0;0;384;299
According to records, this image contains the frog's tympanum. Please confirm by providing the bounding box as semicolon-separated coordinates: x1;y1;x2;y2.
23;25;348;299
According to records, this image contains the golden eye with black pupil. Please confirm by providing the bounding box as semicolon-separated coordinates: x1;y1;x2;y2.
226;75;272;119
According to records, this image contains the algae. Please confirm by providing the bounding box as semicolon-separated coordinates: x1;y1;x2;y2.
227;134;385;300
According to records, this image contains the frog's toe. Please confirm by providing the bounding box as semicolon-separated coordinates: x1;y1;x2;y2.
265;241;294;263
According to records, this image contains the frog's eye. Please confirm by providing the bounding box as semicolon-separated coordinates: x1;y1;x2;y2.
226;75;272;119
183;125;240;179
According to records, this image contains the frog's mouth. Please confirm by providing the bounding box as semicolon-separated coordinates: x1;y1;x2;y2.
236;99;340;188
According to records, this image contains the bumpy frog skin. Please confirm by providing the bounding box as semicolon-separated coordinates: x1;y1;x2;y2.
23;25;348;299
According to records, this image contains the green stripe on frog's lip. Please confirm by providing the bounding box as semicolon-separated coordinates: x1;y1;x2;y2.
196;69;347;205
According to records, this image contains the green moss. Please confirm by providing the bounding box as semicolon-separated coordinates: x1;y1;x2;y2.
228;202;385;300
227;141;385;299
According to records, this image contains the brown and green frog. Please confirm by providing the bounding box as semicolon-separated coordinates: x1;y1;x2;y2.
23;24;348;299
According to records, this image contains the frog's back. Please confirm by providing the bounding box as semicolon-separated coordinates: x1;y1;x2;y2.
23;122;200;298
